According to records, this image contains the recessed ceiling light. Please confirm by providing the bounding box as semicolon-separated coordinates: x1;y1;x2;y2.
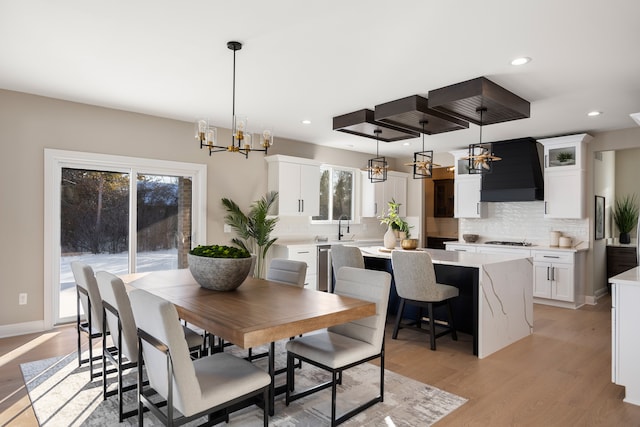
511;57;531;66
302;119;311;125
402;142;410;146
587;111;602;117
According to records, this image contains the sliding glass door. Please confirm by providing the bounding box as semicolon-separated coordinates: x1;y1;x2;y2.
46;150;206;326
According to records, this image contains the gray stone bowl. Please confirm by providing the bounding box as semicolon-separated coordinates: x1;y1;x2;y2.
463;234;479;243
187;253;254;291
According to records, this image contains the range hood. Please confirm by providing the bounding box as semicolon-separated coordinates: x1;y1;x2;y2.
480;137;544;202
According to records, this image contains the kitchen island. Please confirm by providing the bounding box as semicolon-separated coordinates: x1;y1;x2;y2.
359;247;533;359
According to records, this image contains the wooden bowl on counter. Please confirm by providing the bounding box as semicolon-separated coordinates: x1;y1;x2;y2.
401;238;418;250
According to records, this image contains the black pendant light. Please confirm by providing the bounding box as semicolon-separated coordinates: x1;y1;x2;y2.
404;121;438;179
465;107;501;174
367;130;388;183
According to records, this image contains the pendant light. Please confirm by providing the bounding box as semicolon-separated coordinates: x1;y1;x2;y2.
367;129;388;183
465;107;501;174
404;120;439;179
195;41;273;158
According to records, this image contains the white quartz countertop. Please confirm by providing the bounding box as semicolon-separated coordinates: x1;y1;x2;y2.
274;238;384;247
359;246;531;268
444;241;588;253
609;266;640;286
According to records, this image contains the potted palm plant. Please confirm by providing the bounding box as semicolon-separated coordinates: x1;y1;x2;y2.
221;191;279;278
613;194;639;244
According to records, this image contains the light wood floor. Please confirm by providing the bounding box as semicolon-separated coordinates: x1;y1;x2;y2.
2;296;640;426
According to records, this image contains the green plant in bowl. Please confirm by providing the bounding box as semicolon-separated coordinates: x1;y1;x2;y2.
556;151;574;163
188;245;253;291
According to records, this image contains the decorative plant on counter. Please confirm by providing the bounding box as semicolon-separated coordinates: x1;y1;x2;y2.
221;191;279;279
379;199;411;237
612;194;639;244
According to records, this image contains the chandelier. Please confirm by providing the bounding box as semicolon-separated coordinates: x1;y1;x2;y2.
195;41;273;158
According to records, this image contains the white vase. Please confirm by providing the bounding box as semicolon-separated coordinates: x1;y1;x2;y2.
384;226;396;249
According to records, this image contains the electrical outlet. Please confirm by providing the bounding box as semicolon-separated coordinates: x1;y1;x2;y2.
223;224;232;233
19;293;27;305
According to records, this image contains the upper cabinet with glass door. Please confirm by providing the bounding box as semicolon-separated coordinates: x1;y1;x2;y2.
540;134;592;171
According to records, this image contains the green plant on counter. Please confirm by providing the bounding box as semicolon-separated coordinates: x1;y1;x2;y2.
379;199;412;238
221;191;279;279
190;245;250;258
613;194;639;234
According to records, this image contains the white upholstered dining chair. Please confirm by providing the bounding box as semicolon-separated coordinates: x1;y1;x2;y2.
391;250;458;350
129;289;271;426
330;245;364;292
285;266;391;426
266;258;307;287
97;271;207;422
71;261;114;380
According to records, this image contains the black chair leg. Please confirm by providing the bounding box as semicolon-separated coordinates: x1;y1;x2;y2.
447;299;458;341
392;298;405;339
427;302;436;350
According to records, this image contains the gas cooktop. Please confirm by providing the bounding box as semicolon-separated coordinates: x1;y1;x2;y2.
484;241;533;247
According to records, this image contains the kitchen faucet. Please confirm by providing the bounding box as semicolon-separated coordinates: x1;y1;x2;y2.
338;215;350;240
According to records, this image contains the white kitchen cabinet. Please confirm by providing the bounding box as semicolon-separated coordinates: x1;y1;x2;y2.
476;246;532;257
361;171;407;218
266;155;320;216
532;250;584;307
450;149;486;218
271;244;317;290
538;134;592;219
610;269;640;406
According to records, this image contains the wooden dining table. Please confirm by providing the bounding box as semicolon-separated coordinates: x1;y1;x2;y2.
122;269;376;415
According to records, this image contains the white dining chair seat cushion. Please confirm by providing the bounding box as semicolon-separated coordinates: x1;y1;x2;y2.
266;258;307;287
193;352;271;407
129;289;270;418
285;332;379;369
183;325;205;350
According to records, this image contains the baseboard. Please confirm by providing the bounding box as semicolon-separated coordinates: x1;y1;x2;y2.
0;320;46;339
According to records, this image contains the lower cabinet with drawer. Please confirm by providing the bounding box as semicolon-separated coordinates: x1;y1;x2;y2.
271;244;317;290
532;250;585;308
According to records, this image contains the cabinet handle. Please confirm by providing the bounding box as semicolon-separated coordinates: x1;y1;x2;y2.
544;201;548;214
547;266;550;281
374;202;378;215
476;203;479;215
297;251;310;254
545;154;548;168
551;266;555;281
301;199;304;212
543;255;560;259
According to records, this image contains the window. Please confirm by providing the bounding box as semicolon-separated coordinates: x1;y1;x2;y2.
313;165;355;222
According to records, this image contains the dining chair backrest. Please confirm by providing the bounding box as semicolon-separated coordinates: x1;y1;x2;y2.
328;266;391;349
330;244;364;278
71;261;105;333
129;289;200;416
266;259;307;287
96;271;138;363
391;250;439;301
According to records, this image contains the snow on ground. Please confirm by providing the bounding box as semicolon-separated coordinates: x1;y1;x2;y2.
58;249;179;320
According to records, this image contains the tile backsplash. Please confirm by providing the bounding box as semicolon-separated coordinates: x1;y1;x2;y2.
459;201;589;247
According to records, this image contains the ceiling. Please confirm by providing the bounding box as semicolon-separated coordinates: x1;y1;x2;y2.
2;0;640;164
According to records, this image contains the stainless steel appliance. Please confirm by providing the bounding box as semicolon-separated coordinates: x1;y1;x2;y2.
317;245;332;292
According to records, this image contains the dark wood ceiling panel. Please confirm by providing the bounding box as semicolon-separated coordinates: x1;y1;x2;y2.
332;109;419;142
428;77;530;125
374;95;469;134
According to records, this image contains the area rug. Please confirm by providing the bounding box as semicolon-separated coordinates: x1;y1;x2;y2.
21;343;466;426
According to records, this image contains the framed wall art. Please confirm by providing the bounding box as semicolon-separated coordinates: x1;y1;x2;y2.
595;195;605;240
